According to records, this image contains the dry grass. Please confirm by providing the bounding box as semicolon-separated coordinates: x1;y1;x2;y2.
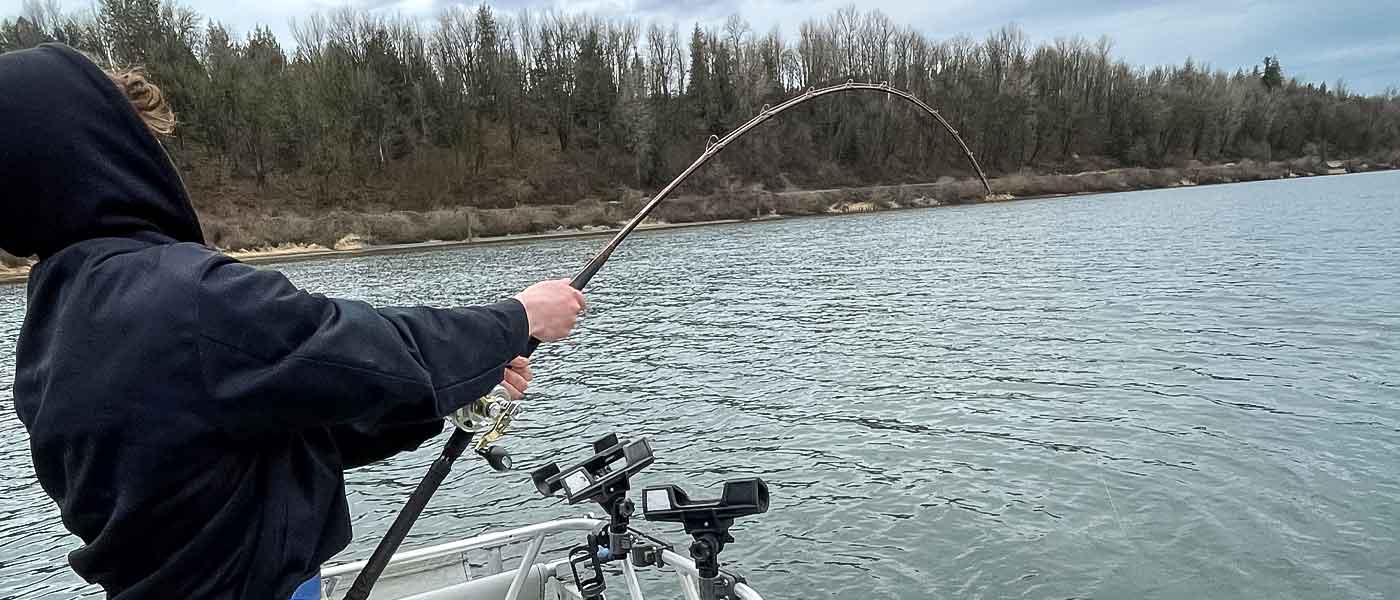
74;158;1400;255
203;203;634;252
653;191;773;223
1;157;1381;284
1;250;31;269
983;160;1323;198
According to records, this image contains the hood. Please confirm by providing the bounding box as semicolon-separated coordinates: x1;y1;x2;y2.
0;43;204;259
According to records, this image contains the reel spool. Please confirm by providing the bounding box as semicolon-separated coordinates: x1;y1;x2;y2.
447;385;522;471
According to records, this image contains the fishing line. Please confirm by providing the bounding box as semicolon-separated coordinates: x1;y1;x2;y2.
345;81;993;600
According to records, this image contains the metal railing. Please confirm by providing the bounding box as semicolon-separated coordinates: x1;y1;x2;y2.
321;519;763;600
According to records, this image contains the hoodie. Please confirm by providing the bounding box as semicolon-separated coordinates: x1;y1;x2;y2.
1;44;530;598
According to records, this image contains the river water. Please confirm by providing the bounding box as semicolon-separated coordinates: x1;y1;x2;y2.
2;173;1398;599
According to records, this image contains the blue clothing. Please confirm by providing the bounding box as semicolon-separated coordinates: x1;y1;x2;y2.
290;576;321;600
1;44;530;599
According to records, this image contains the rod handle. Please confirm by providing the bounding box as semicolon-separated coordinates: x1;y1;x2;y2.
343;429;474;600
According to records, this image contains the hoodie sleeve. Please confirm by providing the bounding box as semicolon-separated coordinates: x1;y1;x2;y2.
329;420;446;469
192;254;530;436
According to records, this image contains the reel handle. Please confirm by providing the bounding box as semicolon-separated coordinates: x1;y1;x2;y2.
447;385;522;472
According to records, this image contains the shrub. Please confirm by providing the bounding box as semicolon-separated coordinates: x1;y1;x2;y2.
421;210;474;241
558;199;615;229
1289;157;1322;175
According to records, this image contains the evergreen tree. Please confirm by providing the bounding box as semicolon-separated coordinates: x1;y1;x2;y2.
574;25;615;144
1262;55;1284;90
100;0;161;63
686;24;708;105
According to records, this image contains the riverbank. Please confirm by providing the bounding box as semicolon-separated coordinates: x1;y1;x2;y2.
183;157;1393;254
0;265;26;285
1;161;1394;286
229;219;749;265
0;220;744;285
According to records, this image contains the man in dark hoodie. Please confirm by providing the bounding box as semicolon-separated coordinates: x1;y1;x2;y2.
0;43;586;598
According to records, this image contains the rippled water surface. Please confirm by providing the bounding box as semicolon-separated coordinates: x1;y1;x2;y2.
3;174;1399;599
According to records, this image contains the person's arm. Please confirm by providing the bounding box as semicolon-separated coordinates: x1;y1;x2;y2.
193;254;540;436
329;356;531;469
330;420;444;469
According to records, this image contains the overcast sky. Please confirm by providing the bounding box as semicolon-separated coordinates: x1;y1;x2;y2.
5;0;1399;94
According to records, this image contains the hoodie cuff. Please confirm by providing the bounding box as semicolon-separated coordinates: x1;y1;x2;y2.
430;298;532;417
494;298;531;358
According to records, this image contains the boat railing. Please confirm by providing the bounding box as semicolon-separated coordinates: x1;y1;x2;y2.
320;518;762;600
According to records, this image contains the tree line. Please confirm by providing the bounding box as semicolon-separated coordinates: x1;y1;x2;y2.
3;0;1399;215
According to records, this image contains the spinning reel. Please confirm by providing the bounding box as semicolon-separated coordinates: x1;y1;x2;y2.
447;385;522;472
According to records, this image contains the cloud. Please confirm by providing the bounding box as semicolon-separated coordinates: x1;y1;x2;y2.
6;0;1397;92
1308;40;1400;64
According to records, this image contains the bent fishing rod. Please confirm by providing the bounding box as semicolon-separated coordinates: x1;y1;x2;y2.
344;80;993;600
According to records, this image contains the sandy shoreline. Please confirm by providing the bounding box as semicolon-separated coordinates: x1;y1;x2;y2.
0;220;744;286
0;265;29;285
228;219;747;266
1;169;1391;287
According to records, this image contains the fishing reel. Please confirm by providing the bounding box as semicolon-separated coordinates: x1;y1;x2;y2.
447;385;522;471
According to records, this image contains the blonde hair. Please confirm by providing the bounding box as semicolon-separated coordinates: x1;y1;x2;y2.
104;66;176;137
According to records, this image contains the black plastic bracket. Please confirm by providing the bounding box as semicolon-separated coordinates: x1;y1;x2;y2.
533;434;655;561
568;535;607;600
642;478;770;600
629;542;663;569
532;434;654;504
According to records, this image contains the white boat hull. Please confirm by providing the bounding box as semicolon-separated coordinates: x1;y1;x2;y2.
319;519;762;600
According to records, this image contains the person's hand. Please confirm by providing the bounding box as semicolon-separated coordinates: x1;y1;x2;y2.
501;356;532;400
514;279;585;342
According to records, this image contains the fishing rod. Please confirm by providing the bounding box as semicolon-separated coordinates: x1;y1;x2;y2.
343;80;992;600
